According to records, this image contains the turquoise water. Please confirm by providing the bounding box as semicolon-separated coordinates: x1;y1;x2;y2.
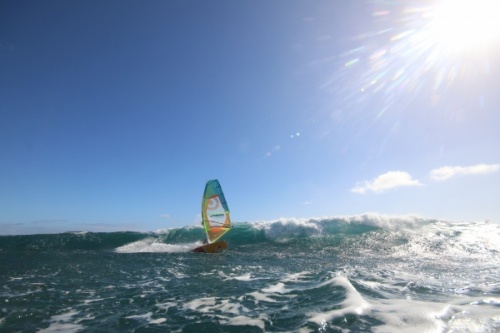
1;215;499;332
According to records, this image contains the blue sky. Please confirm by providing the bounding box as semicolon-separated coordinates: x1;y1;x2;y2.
1;0;500;235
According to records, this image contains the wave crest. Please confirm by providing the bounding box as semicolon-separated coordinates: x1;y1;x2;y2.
251;213;429;241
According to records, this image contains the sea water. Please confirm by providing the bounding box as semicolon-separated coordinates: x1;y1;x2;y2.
1;214;499;332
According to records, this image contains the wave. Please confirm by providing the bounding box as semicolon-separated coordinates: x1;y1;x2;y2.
0;231;149;251
1;214;497;257
249;213;430;240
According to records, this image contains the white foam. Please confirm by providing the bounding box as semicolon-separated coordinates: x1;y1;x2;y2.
296;327;315;333
38;322;84;333
247;291;277;303
151;318;167;324
156;301;177;311
341;213;426;229
114;238;196;253
184;296;251;317
39;310;83;333
155;225;199;234
215;299;247;315
167;268;188;279
184;297;217;312
308;276;371;325
67;231;89;235
389;220;500;264
254;218;322;239
82;297;111;304
282;271;312;282
49;310;80;323
125;312;153;320
125;312;166;325
448;313;500;333
251;213;428;241
369;299;449;333
75;314;95;322
352;294;500;333
262;282;291;294
471;297;500;306
244;272;314;306
222;314;268;330
356;278;403;300
226;273;253;281
9;277;24;281
219;265;264;281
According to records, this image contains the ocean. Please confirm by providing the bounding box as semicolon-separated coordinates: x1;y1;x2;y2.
1;214;499;332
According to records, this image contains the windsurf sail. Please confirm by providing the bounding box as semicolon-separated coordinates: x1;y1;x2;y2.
201;179;232;244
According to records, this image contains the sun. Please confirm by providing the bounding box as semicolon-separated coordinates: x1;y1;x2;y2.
429;0;500;53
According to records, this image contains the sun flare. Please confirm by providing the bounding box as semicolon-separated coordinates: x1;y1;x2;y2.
429;0;500;52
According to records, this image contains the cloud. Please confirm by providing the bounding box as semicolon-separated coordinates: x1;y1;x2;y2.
159;214;170;219
352;171;423;194
430;164;500;181
351;163;499;195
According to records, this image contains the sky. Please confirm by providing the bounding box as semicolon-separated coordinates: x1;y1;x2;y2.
1;0;500;235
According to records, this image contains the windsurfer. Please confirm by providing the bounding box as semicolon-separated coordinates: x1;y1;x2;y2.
193;179;231;253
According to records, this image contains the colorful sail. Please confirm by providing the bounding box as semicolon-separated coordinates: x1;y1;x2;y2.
201;179;231;243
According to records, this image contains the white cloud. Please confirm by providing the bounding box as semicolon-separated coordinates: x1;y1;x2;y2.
352;171;422;194
159;214;170;219
430;164;500;181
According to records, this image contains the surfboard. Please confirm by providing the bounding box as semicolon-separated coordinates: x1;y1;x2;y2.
192;240;228;253
192;179;232;253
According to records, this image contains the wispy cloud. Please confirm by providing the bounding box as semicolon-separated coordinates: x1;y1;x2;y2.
430;164;500;181
352;171;422;194
159;214;170;219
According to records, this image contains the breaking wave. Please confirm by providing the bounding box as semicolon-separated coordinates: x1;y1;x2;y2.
1;214;498;264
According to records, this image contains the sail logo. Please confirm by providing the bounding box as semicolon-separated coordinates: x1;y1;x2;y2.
207;197;221;210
